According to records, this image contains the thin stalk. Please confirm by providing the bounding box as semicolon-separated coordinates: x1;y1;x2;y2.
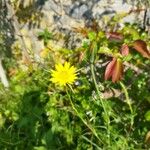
90;42;109;121
120;81;133;113
66;89;103;144
90;41;111;145
81;135;102;150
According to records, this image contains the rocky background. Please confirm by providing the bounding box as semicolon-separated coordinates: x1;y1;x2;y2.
0;0;149;87
14;0;148;53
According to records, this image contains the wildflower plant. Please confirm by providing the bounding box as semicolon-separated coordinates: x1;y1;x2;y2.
0;21;150;149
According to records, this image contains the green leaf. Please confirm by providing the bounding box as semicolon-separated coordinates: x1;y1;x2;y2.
122;54;132;62
145;111;150;121
34;146;47;150
88;32;96;41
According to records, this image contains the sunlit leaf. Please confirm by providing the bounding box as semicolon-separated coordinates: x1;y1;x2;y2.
145;110;150;121
145;131;150;144
105;58;116;80
88;32;97;41
112;59;123;83
133;40;150;58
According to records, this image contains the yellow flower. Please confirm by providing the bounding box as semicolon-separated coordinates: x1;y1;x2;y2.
50;62;77;86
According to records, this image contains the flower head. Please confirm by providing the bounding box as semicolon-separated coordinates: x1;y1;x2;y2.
50;62;77;86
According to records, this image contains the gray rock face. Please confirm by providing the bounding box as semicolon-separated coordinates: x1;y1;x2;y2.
41;0;144;30
47;0;146;30
18;0;147;52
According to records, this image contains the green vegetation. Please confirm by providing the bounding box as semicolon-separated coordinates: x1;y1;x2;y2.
0;23;150;149
0;0;150;149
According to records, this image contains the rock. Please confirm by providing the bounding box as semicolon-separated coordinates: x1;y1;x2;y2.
43;0;65;15
0;59;9;88
58;15;84;29
14;0;146;53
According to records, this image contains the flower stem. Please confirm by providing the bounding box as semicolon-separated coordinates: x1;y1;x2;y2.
90;41;111;145
66;89;103;143
120;81;133;113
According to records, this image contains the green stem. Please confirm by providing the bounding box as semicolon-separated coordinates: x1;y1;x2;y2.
81;135;102;150
90;41;111;145
66;89;103;143
120;81;133;113
90;42;109;121
90;63;106;113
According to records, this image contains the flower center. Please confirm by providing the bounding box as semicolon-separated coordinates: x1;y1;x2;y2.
60;71;69;80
